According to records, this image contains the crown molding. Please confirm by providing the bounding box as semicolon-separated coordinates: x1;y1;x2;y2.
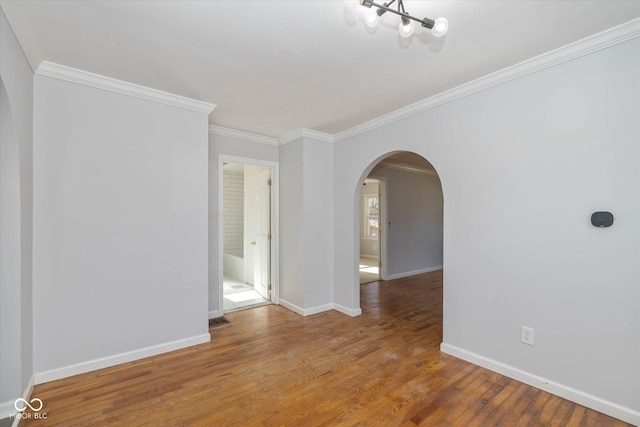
333;18;640;143
35;61;216;114
376;161;438;176
209;126;334;147
279;128;335;145
209;125;279;146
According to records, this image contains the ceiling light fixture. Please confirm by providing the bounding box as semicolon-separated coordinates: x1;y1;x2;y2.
359;0;449;38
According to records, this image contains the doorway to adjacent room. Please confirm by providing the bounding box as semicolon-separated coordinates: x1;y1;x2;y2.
356;151;444;302
360;178;383;284
221;159;276;312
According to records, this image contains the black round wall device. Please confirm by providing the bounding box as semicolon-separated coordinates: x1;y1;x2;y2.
591;211;614;227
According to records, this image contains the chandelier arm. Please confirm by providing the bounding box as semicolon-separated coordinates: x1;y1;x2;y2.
376;0;396;17
367;0;434;28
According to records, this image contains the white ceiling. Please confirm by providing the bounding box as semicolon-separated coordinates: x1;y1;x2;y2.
5;1;640;138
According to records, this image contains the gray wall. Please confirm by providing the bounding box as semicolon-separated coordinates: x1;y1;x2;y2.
279;139;304;309
1;7;637;423
32;72;211;378
0;8;34;417
333;38;639;416
370;166;443;277
279;137;335;315
302;138;334;312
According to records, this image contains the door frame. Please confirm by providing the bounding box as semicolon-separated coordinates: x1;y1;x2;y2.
218;155;279;315
368;175;388;280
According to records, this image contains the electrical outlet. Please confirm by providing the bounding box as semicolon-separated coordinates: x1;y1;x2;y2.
521;326;535;346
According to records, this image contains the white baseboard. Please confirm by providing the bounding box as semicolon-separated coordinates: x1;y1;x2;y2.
0;375;34;423
279;299;334;316
280;298;362;317
208;310;221;319
303;303;335;316
440;343;640;426
333;303;362;317
0;400;13;421
279;299;361;317
34;333;211;385
386;265;443;280
278;298;305;315
14;376;33;427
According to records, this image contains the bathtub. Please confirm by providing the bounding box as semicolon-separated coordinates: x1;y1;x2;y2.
223;250;244;281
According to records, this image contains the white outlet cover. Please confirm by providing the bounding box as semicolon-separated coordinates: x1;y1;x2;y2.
521;326;535;346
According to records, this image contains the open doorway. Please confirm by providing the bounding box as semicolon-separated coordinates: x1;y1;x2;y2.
357;151;443;299
221;161;274;312
360;178;382;284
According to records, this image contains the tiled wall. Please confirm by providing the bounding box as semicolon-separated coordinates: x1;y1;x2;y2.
223;169;243;256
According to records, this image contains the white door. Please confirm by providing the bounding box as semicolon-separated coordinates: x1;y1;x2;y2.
253;168;271;299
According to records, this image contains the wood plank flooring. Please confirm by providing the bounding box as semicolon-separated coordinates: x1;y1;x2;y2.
20;271;631;426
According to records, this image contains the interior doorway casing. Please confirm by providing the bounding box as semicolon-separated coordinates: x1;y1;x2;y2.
218;155;279;316
353;150;443;313
360;176;388;282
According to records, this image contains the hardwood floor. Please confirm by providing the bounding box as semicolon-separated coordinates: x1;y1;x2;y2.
20;271;631;426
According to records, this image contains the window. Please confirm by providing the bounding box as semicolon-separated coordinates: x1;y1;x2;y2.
364;193;379;240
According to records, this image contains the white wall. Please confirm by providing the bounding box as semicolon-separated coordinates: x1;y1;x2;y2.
279;139;304;309
369;166;443;277
279;137;334;315
209;133;278;317
302;138;334;312
2;6;636;423
0;79;23;417
333;38;639;421
0;8;34;417
32;72;211;379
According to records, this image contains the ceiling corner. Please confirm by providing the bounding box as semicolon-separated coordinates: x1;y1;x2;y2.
1;0;44;72
279;128;335;145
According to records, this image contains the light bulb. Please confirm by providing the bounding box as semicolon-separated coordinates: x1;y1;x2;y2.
365;9;380;27
398;18;415;38
431;17;449;38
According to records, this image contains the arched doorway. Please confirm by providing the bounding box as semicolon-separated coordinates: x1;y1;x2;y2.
355;150;444;307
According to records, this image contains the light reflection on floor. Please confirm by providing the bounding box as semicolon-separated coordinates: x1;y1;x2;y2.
223;275;270;312
359;257;380;284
